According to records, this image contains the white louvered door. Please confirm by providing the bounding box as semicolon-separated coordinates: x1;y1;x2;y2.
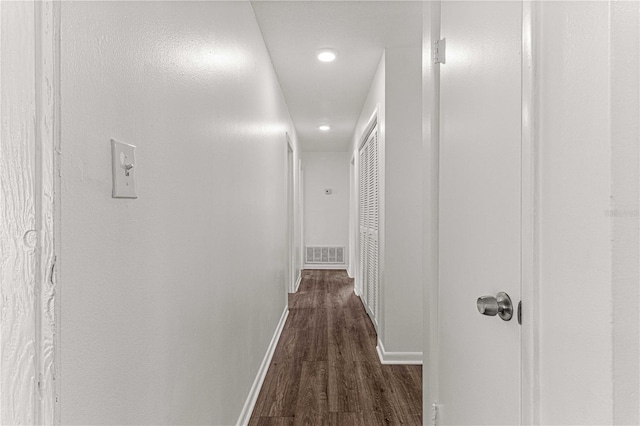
369;130;379;320
359;145;368;301
358;124;379;327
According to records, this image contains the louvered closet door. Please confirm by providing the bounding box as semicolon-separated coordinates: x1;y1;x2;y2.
365;136;374;318
359;145;368;301
358;124;379;327
368;130;379;320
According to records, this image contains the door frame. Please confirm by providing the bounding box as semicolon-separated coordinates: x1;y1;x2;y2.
296;158;304;292
355;108;379;305
422;1;539;424
348;155;356;281
422;2;441;422
520;2;540;423
0;1;61;422
285;133;296;294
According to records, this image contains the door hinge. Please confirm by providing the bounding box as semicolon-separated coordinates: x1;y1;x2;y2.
433;38;446;64
431;402;440;425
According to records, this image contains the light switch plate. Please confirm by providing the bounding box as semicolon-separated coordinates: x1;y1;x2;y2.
111;139;137;198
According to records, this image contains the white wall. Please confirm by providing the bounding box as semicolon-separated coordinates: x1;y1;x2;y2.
352;53;385;156
352;49;424;355
352;51;384;299
538;2;639;424
60;2;299;424
302;152;350;267
383;48;423;353
352;51;385;315
609;3;640;423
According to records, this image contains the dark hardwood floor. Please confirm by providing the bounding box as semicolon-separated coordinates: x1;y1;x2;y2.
249;270;422;426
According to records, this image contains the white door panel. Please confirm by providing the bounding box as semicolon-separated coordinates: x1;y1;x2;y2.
439;2;522;424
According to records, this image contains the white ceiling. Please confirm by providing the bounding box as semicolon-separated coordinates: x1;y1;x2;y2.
251;1;423;152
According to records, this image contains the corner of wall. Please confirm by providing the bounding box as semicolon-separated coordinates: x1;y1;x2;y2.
379;44;424;355
376;338;423;365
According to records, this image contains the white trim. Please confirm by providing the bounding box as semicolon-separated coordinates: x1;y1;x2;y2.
285;133;295;294
236;306;289;426
376;339;423;365
358;107;379;151
521;2;540;424
37;3;61;423
298;161;304;291
376;103;386;355
293;273;302;293
348;157;356;282
423;1;441;418
303;264;347;270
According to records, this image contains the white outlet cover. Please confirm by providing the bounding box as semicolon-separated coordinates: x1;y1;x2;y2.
111;139;138;198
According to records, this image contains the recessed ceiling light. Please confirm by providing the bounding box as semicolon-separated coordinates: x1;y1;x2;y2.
318;124;331;131
316;48;337;62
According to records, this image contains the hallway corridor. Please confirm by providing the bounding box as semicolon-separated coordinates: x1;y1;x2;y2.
249;270;422;425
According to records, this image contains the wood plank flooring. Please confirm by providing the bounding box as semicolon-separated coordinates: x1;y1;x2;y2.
250;270;422;425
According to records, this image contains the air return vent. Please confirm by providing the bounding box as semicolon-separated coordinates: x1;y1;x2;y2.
305;246;345;264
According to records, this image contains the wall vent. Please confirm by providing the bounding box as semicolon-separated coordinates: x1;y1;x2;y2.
305;246;345;264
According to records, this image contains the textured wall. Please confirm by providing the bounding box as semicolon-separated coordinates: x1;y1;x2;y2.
1;3;38;422
1;1;58;423
60;2;298;424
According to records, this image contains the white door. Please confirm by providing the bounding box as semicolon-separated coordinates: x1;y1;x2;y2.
438;1;522;424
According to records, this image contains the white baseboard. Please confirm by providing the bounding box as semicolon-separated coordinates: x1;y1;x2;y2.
236;306;289;426
353;285;360;296
293;273;302;293
303;264;347;270
347;266;354;278
376;338;423;365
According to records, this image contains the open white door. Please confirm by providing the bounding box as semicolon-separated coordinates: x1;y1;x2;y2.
437;1;523;424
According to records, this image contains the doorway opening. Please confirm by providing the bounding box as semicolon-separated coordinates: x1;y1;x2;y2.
286;133;296;294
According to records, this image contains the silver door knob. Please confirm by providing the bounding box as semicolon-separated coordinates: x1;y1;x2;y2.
477;292;513;321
